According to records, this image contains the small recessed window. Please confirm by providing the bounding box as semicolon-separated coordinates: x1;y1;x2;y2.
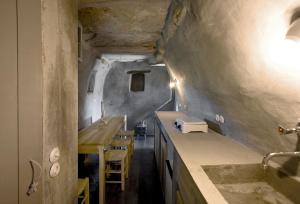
131;73;145;92
127;70;151;92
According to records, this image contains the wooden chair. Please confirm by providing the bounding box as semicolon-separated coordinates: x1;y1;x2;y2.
78;178;89;204
104;149;129;191
117;130;135;138
112;130;134;167
111;139;133;165
115;130;135;157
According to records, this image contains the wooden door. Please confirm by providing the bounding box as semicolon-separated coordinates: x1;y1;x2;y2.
17;0;43;202
0;1;19;203
0;1;43;203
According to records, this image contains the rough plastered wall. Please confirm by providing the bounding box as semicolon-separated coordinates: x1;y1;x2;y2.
42;0;78;203
103;62;172;135
160;0;300;174
78;41;112;130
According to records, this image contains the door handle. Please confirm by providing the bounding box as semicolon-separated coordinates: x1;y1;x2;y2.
27;159;42;196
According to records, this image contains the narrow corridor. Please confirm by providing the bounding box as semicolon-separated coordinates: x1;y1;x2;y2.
106;136;164;204
79;136;164;204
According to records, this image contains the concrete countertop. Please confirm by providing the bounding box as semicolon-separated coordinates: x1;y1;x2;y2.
155;111;262;204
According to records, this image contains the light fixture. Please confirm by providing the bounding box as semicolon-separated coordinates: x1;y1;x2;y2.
169;79;178;88
151;63;166;67
286;18;300;41
263;16;300;78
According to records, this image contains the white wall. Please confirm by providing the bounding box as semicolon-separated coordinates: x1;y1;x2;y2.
78;40;113;129
85;58;111;123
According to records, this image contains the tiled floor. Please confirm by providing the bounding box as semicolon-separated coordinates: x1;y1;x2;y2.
78;136;164;204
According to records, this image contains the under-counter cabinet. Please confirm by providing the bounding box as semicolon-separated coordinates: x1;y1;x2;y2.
154;119;161;171
160;133;167;193
155;116;205;204
172;150;207;204
154;111;273;204
154;117;174;204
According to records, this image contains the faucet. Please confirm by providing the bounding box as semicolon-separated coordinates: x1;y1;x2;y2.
278;123;300;135
262;151;300;170
262;122;300;170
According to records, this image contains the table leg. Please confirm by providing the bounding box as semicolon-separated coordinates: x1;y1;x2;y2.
85;178;90;204
98;146;105;204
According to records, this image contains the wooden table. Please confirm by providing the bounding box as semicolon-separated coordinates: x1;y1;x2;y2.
78;116;124;204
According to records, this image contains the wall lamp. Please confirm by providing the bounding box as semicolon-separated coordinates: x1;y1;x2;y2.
286;18;300;41
266;16;300;76
169;79;178;88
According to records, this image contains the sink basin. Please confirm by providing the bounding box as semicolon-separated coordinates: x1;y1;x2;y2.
202;164;300;204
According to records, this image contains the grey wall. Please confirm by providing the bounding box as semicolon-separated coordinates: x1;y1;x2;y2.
103;62;172;135
42;0;78;203
159;0;300;174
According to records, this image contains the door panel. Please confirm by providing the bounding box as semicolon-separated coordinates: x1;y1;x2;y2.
160;134;167;194
154;120;161;168
18;0;43;203
0;1;43;203
0;0;19;203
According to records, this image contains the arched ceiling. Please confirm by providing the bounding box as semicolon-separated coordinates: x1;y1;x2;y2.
79;0;171;54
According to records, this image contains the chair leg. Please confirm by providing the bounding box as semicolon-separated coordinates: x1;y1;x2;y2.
131;140;134;157
121;159;125;191
127;145;132;166
125;154;129;178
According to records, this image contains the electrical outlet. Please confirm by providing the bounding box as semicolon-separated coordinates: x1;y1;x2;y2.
216;114;225;123
219;115;225;123
50;162;60;178
49;147;60;163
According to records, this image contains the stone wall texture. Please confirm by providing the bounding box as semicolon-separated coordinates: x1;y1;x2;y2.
103;61;172;135
159;0;300;174
42;0;78;203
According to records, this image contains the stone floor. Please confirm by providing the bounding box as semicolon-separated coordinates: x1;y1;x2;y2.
78;136;164;204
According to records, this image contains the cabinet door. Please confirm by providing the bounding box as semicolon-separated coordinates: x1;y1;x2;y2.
160;134;167;193
176;190;184;204
154;120;161;168
165;161;173;204
0;1;19;203
173;151;207;204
